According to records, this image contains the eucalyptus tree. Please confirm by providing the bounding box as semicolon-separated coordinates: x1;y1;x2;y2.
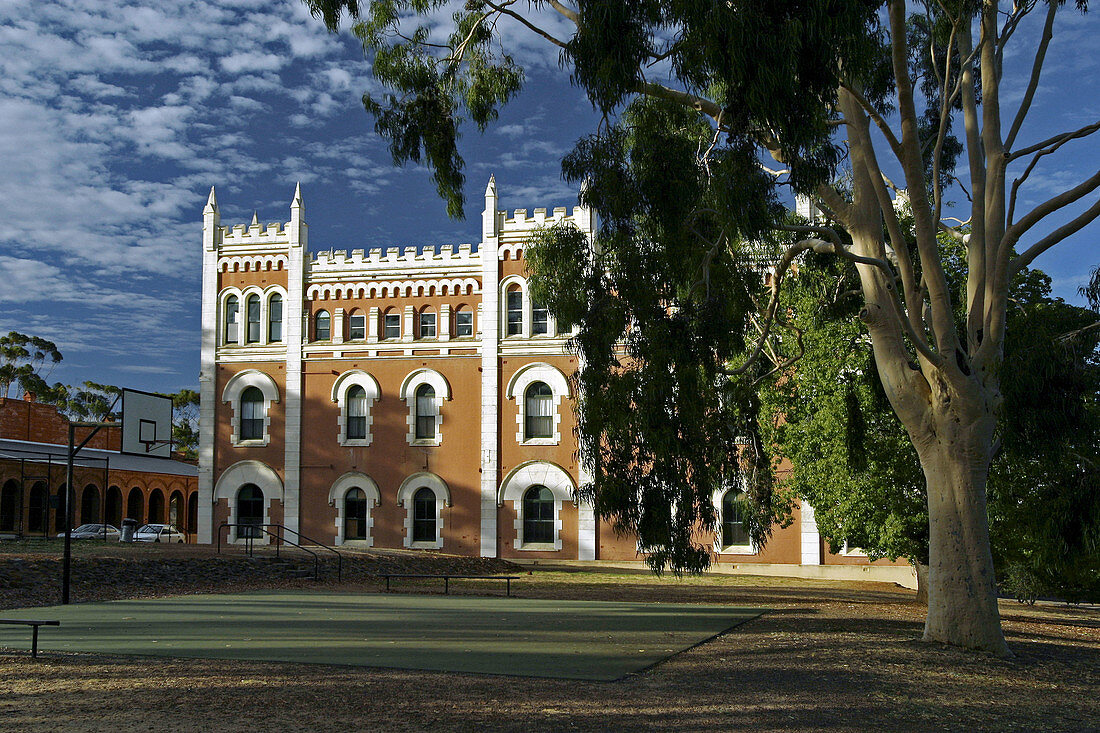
304;0;1099;654
0;331;62;400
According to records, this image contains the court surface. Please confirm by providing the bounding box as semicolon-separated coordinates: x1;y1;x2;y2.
0;591;764;681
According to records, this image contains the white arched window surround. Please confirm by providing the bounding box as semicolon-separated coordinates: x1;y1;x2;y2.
219;285;288;347
499;461;575;551
328;471;381;546
499;274;556;339
505;363;571;445
331;370;381;447
219;287;243;346
397;472;451;549
711;488;756;555
399;369;450;446
213;460;283;543
222;370;280;446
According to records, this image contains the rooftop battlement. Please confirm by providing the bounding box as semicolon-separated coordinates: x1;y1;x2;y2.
309;243;479;272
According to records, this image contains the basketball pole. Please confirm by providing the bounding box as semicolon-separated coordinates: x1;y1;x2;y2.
62;396;121;605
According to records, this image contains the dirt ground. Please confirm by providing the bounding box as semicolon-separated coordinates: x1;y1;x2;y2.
1;546;1097;732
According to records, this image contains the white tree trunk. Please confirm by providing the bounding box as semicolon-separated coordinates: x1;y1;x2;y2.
910;387;1010;656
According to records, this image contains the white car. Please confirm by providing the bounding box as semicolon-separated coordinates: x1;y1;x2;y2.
58;523;120;540
133;523;185;543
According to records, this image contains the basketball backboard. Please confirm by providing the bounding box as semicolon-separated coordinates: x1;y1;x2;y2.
121;388;173;457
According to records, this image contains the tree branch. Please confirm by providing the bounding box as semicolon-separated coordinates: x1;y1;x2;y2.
1011;195;1100;275
1008;120;1100;161
838;82;904;162
1004;0;1057;152
484;0;568;48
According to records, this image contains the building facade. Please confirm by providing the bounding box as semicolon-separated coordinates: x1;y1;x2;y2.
0;395;198;538
198;181;911;583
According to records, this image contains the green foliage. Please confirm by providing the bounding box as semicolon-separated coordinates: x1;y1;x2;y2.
527;97;788;573
759;251;929;564
169;389;200;459
0;331;62;400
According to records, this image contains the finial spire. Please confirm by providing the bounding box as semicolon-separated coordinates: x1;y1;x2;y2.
485;174;497;198
292;181;303;207
250;210;259;227
204;186;218;214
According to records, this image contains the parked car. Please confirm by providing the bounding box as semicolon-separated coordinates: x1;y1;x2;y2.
133;523;185;543
58;523;120;540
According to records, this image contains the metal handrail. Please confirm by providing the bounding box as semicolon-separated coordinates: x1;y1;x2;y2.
272;525;344;582
216;523;344;581
217;523;320;580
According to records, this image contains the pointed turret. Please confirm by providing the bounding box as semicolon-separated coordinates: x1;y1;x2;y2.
250;210;260;228
291;182;304;220
482;175;498;240
203;186;218;215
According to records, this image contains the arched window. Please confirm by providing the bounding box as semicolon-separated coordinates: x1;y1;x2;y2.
524;382;554;439
346;385;367;440
315;310;331;341
344;488;367;540
523;485;555;544
240;386;265;441
412;487;436;543
0;480;18;532
246;294;261;343
349;309;366;340
419;309;436;338
383;309;400;339
27;482;47;534
268;293;283;342
54;486;67;532
148;488;164;524
237;484;264;539
127;487;144;524
721;490;750;547
506;287;523;335
454;307;473;337
415;384;436;440
105;486;122;527
532;299;549;335
225;295;239;344
81;484;100;525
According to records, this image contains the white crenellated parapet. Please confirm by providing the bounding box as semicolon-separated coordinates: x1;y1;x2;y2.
305;277;480;301
495;199;595;260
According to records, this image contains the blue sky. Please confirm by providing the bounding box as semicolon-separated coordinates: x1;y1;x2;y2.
0;1;1097;397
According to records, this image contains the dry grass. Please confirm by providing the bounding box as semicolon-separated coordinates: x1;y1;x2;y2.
1;551;1097;732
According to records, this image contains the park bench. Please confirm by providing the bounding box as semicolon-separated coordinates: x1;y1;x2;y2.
378;574;521;597
0;619;60;658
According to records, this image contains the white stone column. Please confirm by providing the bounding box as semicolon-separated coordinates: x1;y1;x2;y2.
402;305;415;342
198;187;220;544
480;176;501;557
282;183;307;536
368;306;379;342
800;500;822;566
439;303;451;341
333;308;345;345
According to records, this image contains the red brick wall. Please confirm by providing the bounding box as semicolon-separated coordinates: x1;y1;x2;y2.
0;398;121;451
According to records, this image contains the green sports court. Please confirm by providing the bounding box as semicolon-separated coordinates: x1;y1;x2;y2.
0;591;764;681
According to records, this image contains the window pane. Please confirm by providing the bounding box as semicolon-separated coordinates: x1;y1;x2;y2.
523;485;555;544
225;297;239;343
455;310;473;337
345;488;367;540
419;312;436;338
525;383;554;439
246;296;260;343
415;385;436;440
347;386;367;440
240;387;264;441
722;491;750;546
506;290;523;335
532;300;548;335
349;313;366;340
268;295;283;342
315;311;330;341
412;488;436;542
384;313;400;339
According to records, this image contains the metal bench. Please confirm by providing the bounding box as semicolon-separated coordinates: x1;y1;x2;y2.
379;574;521;596
0;619;60;658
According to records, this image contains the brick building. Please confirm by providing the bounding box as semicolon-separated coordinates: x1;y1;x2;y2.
0;395;199;538
198;181;911;584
